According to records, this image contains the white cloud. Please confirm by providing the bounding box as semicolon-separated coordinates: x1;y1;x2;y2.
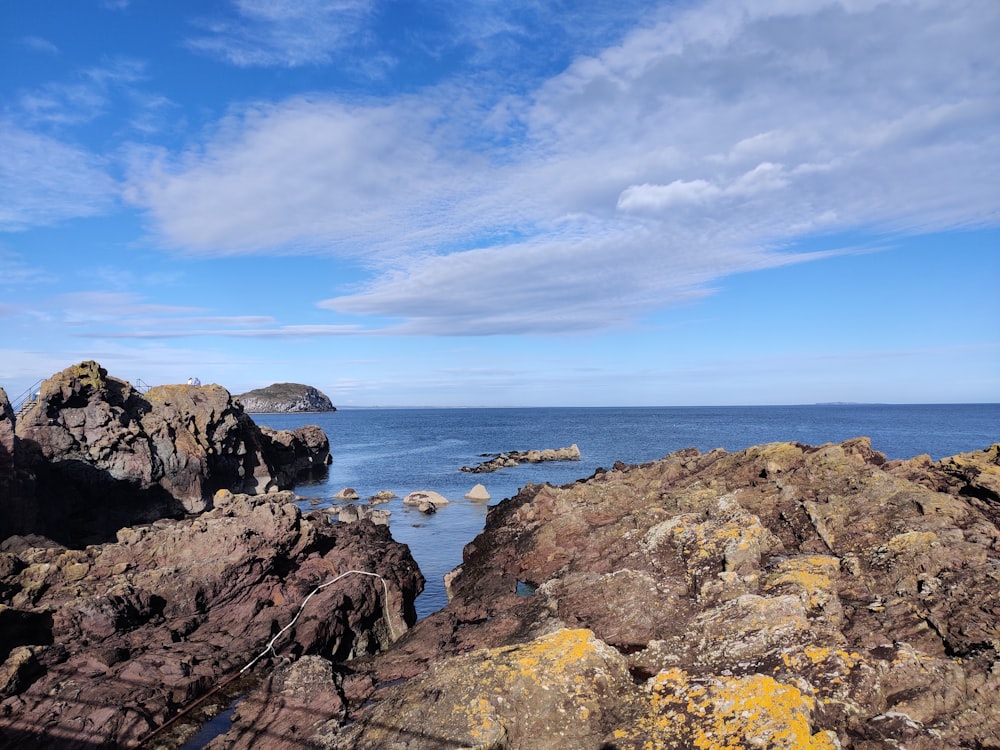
0;122;118;231
16;57;148;126
21;36;59;55
617;180;721;210
0;248;52;286
131;0;1000;334
187;0;379;68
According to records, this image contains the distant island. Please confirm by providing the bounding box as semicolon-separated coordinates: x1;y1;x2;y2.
236;383;337;413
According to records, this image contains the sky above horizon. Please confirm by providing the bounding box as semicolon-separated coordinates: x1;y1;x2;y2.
1;0;998;407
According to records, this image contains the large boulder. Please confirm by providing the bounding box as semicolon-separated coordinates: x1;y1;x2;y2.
311;438;1000;749
9;361;331;546
0;491;423;749
260;423;332;487
236;383;336;413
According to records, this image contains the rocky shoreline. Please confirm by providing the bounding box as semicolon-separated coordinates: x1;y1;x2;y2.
1;362;998;748
0;363;421;749
304;439;1000;749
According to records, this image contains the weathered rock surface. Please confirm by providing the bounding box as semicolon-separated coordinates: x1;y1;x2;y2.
0;391;18;523
6;361;331;546
403;490;450;514
0;490;423;749
461;444;581;473
310;438;1000;749
259;423;332;487
236;383;336;413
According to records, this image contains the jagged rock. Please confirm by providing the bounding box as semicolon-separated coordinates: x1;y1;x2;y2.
236;383;336;413
332;628;631;750
369;490;396;504
336;504;391;526
461;444;581;473
0;391;16;523
333;487;360;500
0;491;423;749
259;424;332;487
314;438;1000;749
7;361;331;546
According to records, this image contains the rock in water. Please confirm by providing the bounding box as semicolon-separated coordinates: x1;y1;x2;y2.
461;444;581;473
464;483;491;501
236;382;336;413
307;438;1000;749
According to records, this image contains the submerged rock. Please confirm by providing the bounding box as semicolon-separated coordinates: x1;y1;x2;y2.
318;438;1000;749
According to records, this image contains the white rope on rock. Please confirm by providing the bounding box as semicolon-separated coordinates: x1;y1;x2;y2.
135;568;398;747
239;568;398;675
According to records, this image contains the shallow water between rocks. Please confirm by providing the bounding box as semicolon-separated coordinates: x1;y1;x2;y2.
254;403;999;619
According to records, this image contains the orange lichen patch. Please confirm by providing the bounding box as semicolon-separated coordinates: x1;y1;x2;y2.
764;556;841;611
453;697;504;747
887;531;938;554
777;644;864;698
612;669;837;749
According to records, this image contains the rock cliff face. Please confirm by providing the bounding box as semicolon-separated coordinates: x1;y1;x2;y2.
314;438;1000;749
0;390;16;513
0;491;423;749
237;383;336;413
6;361;331;546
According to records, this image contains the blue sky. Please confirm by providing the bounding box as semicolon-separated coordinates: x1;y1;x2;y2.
1;0;998;407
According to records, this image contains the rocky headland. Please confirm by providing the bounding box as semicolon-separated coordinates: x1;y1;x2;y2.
0;363;423;749
461;444;581;473
236;383;336;414
315;438;998;749
3;362;331;546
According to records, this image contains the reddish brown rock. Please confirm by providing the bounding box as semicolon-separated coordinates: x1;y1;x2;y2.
318;439;1000;749
0;491;422;749
9;361;331;546
260;423;332;488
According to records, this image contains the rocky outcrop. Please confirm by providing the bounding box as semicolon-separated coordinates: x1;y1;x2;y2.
0;390;16;519
0;490;423;749
460;444;581;473
236;383;336;413
259;424;332;487
7;361;331;546
305;438;1000;749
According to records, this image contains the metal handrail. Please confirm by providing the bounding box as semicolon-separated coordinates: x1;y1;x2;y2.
10;379;44;415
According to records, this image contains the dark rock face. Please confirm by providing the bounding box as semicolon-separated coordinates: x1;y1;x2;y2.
0;491;423;749
319;439;1000;749
237;383;336;413
260;423;332;487
0;390;16;519
7;361;331;546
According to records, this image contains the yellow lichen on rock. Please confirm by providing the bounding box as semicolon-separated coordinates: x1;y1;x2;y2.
612;668;837;749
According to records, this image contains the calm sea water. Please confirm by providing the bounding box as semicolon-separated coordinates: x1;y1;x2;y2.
255;404;999;618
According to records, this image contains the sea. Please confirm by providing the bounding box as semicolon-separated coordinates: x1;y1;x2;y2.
254;404;999;620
